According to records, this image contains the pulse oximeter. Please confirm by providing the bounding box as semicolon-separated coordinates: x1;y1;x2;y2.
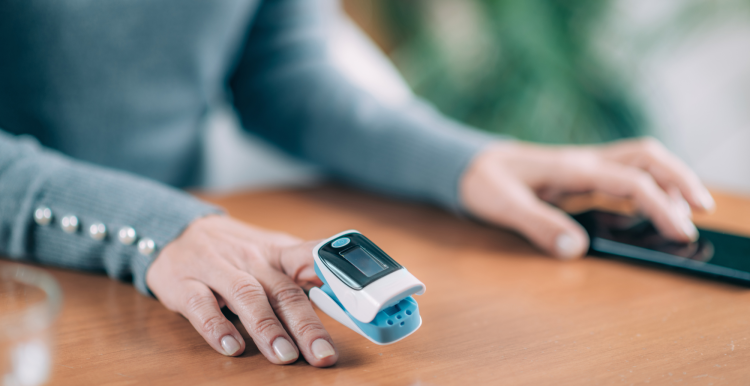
309;230;426;345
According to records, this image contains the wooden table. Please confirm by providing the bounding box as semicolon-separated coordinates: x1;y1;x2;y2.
7;186;750;385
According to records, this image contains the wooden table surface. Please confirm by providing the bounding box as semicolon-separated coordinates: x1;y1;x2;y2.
7;186;750;385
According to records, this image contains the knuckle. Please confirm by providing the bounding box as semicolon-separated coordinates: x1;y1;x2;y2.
578;152;599;167
181;291;228;335
252;316;279;336
630;170;654;189
241;244;268;265
630;172;661;200
242;244;263;258
199;313;227;335
272;284;308;307
291;318;326;337
558;150;597;176
184;291;213;314
229;278;266;303
557;150;580;168
639;137;664;154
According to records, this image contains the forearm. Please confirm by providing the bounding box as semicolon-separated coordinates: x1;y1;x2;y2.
0;130;221;294
230;0;502;210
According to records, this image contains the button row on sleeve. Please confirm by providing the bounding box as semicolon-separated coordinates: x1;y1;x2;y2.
33;207;53;226
89;223;107;241
118;226;137;245
33;206;156;256
61;215;79;234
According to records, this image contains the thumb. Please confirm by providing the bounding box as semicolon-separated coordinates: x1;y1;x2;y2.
279;239;324;287
504;194;590;259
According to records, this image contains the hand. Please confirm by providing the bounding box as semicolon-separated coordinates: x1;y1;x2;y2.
460;137;715;259
146;215;337;367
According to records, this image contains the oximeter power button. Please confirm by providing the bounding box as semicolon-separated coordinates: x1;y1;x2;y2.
311;230;425;345
331;237;350;248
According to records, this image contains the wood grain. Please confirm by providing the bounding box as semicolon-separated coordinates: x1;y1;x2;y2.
5;186;750;385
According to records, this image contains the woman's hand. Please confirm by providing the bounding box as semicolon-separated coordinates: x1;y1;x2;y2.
460;137;715;259
146;216;337;367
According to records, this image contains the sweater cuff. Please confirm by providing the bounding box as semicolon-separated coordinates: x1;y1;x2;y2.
421;118;507;214
14;151;222;296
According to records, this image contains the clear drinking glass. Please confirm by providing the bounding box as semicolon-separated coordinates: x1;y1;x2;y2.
0;264;62;386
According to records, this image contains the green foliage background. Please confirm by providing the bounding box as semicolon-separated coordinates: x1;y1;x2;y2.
378;0;645;144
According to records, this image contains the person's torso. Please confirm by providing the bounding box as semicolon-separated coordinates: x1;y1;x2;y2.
0;0;260;186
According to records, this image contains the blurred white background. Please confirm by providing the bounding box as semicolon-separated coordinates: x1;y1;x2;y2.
203;0;750;196
200;8;410;193
601;0;750;194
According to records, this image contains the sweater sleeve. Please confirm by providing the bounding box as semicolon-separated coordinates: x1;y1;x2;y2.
0;130;222;295
229;0;503;213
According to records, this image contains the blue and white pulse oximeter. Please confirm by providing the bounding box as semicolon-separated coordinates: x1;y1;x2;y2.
309;230;426;345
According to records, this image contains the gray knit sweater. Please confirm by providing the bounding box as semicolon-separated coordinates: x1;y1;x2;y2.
0;0;494;295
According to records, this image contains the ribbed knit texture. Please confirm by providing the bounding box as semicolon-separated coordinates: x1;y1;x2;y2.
0;0;499;295
0;132;221;295
230;0;499;212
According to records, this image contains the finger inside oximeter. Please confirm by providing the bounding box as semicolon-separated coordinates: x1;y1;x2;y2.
309;230;426;345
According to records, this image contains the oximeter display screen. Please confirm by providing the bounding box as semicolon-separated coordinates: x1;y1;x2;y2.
319;233;402;289
340;246;387;277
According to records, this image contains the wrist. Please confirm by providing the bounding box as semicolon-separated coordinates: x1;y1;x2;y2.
459;141;518;217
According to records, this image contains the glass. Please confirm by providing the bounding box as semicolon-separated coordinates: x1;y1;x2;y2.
0;264;62;386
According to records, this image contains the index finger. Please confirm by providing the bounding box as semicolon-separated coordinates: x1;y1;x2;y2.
601;138;715;212
277;239;324;289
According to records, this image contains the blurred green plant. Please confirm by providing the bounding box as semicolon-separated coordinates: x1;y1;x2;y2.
379;0;644;144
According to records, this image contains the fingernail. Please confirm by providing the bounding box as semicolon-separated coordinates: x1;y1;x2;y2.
700;190;716;211
221;335;241;356
311;339;335;360
682;218;699;241
555;233;582;260
272;337;298;363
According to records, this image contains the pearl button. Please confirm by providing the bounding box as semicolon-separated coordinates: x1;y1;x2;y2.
118;226;137;245
137;238;155;256
89;223;107;241
60;215;79;233
33;207;53;226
